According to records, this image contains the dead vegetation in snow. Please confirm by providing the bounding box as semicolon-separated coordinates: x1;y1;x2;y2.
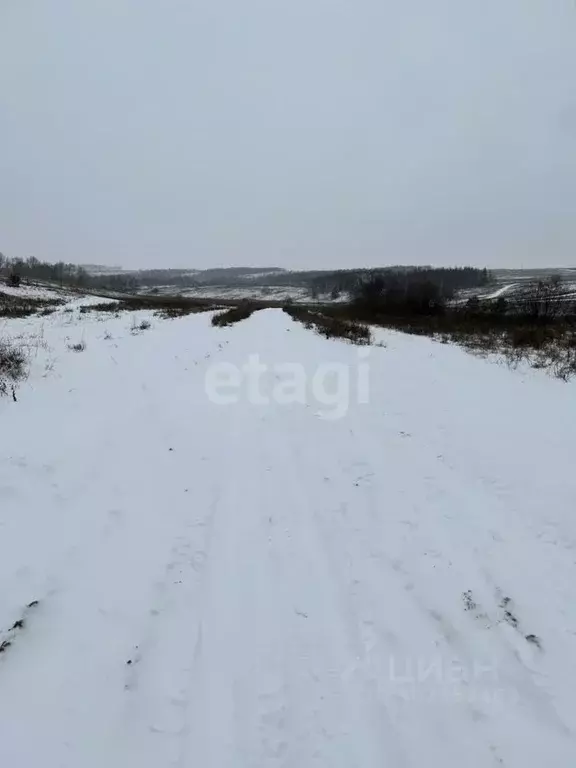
283;305;371;345
0;290;64;319
0;339;27;398
211;303;259;327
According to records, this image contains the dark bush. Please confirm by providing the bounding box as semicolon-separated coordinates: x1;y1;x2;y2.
0;340;27;396
211;303;258;327
131;318;152;333
284;306;371;345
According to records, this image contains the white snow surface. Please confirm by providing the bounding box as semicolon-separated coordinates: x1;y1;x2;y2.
482;283;518;300
0;282;70;300
1;304;576;766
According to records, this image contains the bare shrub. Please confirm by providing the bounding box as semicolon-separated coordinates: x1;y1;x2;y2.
156;305;217;319
212;303;258;327
68;341;86;352
283;306;371;345
130;318;152;334
0;339;27;397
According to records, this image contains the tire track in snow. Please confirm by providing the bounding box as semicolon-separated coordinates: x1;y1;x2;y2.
0;315;236;768
119;483;222;768
193;407;409;768
285;436;412;766
286;408;576;763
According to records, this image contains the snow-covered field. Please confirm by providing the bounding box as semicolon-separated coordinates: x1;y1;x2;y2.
1;301;576;766
461;279;576;304
482;283;519;300
0;281;71;301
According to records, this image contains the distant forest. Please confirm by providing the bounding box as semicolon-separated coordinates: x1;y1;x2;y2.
0;252;491;301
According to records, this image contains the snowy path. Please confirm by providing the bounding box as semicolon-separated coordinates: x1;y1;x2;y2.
1;307;576;766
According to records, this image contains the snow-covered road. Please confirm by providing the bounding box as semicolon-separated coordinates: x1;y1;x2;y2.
1;307;575;766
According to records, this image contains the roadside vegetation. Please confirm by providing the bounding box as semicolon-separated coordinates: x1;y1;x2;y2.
79;296;221;319
330;272;576;379
283;306;371;345
211;303;259;327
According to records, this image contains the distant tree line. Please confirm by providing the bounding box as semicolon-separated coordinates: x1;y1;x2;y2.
0;253;144;293
352;267;491;315
249;266;491;303
0;253;491;308
0;256;287;293
353;270;576;322
0;253;92;287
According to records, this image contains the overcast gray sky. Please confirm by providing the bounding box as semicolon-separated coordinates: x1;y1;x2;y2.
1;1;575;270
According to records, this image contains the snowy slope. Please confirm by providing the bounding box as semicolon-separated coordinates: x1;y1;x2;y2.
0;282;72;300
482;283;518;300
140;284;350;304
0;305;575;766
